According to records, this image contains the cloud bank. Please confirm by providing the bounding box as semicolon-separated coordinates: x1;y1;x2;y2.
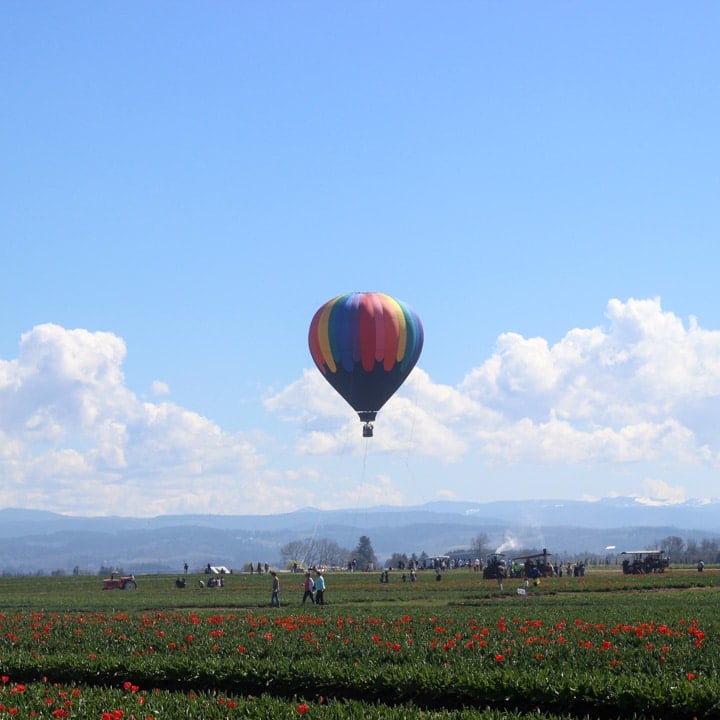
275;298;720;467
1;298;719;515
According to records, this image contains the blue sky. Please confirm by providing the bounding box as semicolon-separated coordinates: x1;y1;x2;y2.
2;3;720;516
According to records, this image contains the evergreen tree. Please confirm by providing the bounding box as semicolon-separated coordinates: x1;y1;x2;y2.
354;535;378;570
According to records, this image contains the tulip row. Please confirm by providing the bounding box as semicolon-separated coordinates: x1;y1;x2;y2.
0;677;561;720
2;599;719;718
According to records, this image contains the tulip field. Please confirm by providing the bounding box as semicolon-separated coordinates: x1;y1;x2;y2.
1;567;719;719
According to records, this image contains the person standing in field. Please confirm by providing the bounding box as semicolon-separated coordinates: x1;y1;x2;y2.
314;569;326;605
270;571;280;607
302;572;315;604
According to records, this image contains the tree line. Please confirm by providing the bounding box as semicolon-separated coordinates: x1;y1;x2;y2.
280;535;378;570
658;535;720;564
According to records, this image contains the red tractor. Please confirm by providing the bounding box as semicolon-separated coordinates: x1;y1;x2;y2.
102;573;137;590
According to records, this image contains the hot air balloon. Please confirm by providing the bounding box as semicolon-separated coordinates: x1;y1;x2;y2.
308;292;424;437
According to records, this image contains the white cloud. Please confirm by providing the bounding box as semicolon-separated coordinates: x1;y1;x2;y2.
0;324;270;515
151;380;170;396
456;298;720;467
273;367;485;462
634;478;688;506
269;297;720;485
436;488;458;500
4;298;720;516
316;474;405;509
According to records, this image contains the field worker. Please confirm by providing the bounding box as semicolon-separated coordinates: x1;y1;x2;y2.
270;571;280;607
314;569;326;605
302;572;315;604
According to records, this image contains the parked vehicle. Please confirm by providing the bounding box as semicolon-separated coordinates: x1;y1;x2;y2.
620;550;670;574
102;573;137;590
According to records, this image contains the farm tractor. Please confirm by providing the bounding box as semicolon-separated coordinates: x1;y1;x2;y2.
621;550;670;574
483;553;507;580
512;549;555;578
102;573;137;590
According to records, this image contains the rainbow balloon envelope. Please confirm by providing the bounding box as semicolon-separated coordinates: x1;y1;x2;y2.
308;292;424;436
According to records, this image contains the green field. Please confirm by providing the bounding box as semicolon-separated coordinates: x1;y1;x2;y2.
1;567;718;719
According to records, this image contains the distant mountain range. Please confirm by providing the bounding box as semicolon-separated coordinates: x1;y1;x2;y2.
1;497;718;575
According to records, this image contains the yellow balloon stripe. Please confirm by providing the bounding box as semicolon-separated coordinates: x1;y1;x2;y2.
318;299;338;373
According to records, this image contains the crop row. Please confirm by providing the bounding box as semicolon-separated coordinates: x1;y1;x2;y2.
2;604;719;718
0;677;582;720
